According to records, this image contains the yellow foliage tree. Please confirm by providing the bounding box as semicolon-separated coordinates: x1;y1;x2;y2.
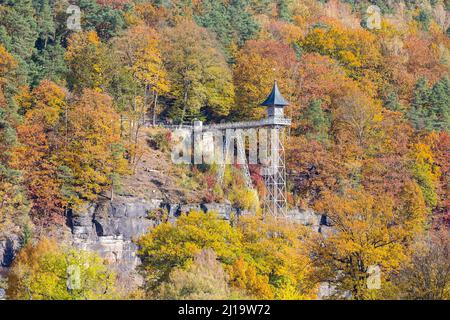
161;19;235;122
7;238;118;300
137;211;242;290
232;40;298;120
300;22;382;79
389;229;450;300
65;31;112;93
137;212;316;299
227;257;273;299
410;142;440;208
236;216;316;299
157;249;231;300
112;24;170;166
228;187;260;214
311;187;427;300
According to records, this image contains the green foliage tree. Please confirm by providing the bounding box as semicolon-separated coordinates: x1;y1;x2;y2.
0;0;38;82
11;0;67;86
27;0;65;84
383;91;405;113
35;0;55;48
298;99;330;142
429;76;450;132
409;77;449;132
0;44;29;232
414;9;432;31
29;42;67;86
78;0;125;40
409;77;433;131
278;0;294;22
194;0;260;59
161;19;234;122
0;44;18;178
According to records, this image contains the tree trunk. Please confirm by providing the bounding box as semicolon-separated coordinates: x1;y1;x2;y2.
180;83;189;126
153;91;158;126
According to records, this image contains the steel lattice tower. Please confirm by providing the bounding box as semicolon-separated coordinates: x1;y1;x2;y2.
260;81;290;217
158;81;291;217
262;126;288;216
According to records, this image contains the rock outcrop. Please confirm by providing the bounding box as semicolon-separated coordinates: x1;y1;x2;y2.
0;235;20;268
69;198;160;275
68;199;327;274
67;196;238;286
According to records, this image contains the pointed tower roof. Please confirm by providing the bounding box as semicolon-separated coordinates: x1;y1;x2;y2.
261;80;289;107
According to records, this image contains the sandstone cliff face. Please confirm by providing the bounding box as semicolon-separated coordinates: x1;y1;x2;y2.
66;196;238;286
67;197;327;271
0;200;328;272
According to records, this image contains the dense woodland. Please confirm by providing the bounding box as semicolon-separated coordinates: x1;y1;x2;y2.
0;0;449;299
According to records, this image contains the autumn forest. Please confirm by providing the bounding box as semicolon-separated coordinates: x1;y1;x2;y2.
0;0;449;300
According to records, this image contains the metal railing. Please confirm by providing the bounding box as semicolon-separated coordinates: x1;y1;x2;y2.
142;117;291;131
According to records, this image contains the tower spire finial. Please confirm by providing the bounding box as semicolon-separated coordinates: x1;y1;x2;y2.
261;81;289;107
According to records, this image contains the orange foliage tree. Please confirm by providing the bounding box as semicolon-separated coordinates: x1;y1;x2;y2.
424;131;450;227
13;83;128;219
12;81;68;220
60;89;128;205
232;39;298;120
